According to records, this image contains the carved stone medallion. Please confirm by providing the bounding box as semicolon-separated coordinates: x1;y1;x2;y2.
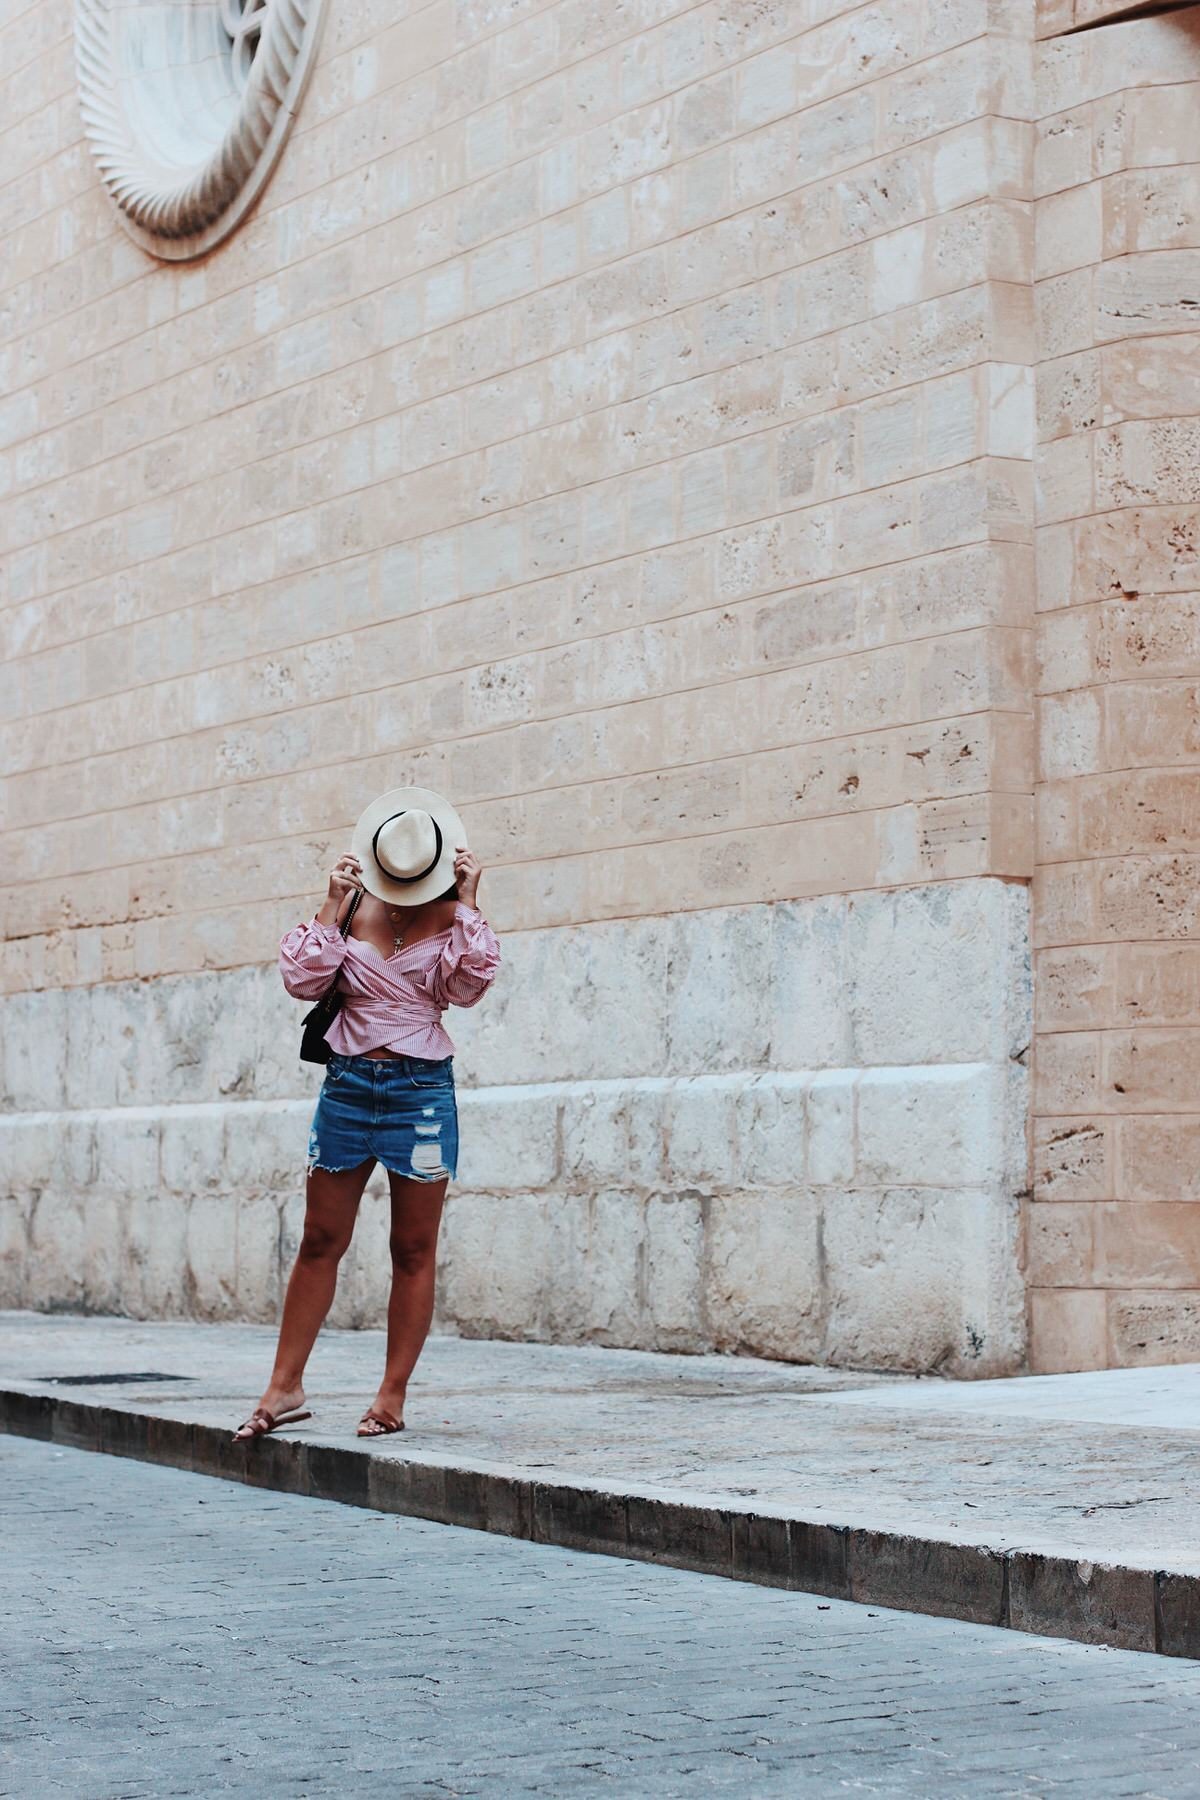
75;0;327;261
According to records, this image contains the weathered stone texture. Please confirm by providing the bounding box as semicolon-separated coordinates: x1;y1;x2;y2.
0;0;1046;1370
1031;13;1200;1370
1;0;1037;986
0;884;1029;1374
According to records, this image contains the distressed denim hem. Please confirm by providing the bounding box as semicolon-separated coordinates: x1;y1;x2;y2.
378;1161;452;1184
305;1157;452;1183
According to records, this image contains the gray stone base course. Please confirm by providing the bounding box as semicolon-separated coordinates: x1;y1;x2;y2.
0;1060;1024;1375
0;1381;1191;1659
0;880;1031;1376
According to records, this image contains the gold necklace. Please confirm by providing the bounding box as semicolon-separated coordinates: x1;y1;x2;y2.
386;907;408;955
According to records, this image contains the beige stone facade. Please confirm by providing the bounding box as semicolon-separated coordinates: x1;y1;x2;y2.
1;0;1196;1373
1030;10;1200;1372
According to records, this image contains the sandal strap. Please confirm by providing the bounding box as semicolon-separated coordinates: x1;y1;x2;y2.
235;1405;312;1437
233;1407;275;1436
359;1408;402;1432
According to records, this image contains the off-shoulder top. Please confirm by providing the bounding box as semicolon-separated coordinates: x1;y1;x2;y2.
278;901;501;1059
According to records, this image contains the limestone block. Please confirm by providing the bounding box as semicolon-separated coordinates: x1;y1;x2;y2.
531;1192;591;1344
1028;1288;1109;1374
1096;251;1200;342
823;1188;970;1373
856;1064;1004;1187
1;988;67;1111
79;1191;125;1313
184;1195;240;1320
1105;1028;1200;1111
123;1190;191;1317
664;1078;739;1185
1034;1117;1111;1201
770;896;852;1068
79;981;156;1108
257;971;316;1101
0;1116;59;1190
1100;591;1200;682
0;1197;28;1303
1034;1031;1101;1114
735;1075;807;1186
195;967;275;1103
160;1107;226;1195
60;991;122;1112
1096;853;1200;942
1117;1116;1200;1203
705;1188;823;1361
438;1193;547;1338
334;1189;391;1328
627;1083;666;1187
845;882;1023;1064
233;1195;283;1322
279;1191;305;1275
1036;182;1102;281
643;1192;705;1350
1037;351;1100;446
541;1189;643;1345
223;1101;310;1192
1035;862;1096;945
61;1116;100;1188
1095;1201;1200;1289
1038;691;1102;784
665;904;771;1072
1037;268;1094;362
26;1192;88;1313
958;1183;1026;1374
1107;1291;1200;1367
97;1110;160;1193
1035;946;1115;1031
457;1086;559;1190
458;915;669;1085
560;1085;631;1185
808;1070;856;1184
1026;1201;1095;1287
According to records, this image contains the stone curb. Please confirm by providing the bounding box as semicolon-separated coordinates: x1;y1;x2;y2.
3;1384;1196;1659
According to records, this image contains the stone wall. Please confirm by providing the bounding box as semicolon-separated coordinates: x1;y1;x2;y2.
1;881;1030;1373
1;0;1038;1371
1030;11;1200;1371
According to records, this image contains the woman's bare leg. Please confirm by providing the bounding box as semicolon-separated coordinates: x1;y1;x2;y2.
361;1173;448;1431
236;1159;375;1433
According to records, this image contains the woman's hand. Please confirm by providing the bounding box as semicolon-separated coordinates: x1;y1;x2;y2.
454;846;482;908
319;852;363;926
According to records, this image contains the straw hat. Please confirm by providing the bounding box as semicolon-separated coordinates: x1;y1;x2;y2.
351;785;466;906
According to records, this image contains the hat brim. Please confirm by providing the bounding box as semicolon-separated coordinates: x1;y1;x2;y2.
351;786;467;905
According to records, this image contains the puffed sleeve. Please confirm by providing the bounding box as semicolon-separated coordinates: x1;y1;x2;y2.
278;916;348;1000
423;903;501;1009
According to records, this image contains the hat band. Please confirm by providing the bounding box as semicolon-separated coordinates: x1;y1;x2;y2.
371;813;443;884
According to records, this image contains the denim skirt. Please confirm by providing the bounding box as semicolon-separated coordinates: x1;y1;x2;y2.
307;1052;458;1183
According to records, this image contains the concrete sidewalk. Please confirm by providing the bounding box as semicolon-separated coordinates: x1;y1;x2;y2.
3;1310;1199;1659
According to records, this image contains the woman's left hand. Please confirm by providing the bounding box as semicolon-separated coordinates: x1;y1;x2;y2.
454;846;482;908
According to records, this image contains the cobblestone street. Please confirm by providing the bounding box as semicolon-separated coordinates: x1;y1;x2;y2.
5;1437;1200;1798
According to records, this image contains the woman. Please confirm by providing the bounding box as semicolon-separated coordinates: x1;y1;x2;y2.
233;786;500;1443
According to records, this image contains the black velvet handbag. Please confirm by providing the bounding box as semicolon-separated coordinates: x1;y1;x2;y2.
299;888;363;1065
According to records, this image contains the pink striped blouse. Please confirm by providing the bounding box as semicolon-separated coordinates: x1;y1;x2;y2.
278;902;501;1059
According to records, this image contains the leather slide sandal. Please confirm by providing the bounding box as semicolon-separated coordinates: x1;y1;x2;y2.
357;1409;404;1437
231;1405;313;1442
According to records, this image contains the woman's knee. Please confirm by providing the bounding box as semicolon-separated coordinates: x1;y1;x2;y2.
389;1232;436;1276
299;1218;353;1264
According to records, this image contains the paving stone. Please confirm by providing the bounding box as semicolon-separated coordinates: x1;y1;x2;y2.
5;1313;1200;1661
5;1436;1200;1798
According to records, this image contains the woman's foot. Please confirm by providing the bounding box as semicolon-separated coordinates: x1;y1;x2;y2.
358;1390;405;1436
232;1383;308;1441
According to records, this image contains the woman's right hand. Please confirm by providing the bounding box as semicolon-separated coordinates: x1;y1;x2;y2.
324;852;363;923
